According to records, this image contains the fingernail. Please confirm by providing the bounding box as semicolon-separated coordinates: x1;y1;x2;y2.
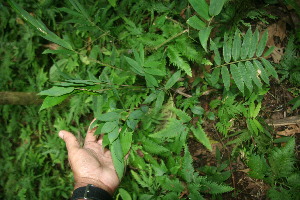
59;131;64;139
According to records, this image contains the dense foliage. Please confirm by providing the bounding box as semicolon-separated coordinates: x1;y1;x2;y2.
1;0;299;199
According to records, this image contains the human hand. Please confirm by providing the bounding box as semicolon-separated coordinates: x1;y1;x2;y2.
58;120;120;195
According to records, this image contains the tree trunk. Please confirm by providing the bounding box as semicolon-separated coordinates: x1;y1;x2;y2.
0;92;42;105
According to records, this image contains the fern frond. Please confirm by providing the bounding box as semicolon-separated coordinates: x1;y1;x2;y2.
209;28;278;94
143;137;170;155
248;154;269;180
167;45;192;76
269;138;295;178
149;118;185;139
201;179;234;194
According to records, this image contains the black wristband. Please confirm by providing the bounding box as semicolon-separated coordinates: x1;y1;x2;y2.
71;184;113;200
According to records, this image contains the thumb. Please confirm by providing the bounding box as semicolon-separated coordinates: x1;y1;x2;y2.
59;130;80;153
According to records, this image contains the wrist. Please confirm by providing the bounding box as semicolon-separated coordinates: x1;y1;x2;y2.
74;178;114;196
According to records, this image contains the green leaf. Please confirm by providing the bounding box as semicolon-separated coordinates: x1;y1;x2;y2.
232;29;241;61
248;29;259;58
149;118;185;138
38;86;74;96
181;146;194;182
230;64;244;94
188;0;210;21
253;60;269;85
145;74;158;88
68;0;89;19
223;33;232;63
108;126;119;143
261;58;278;79
98;112;120;122
221;66;230;91
238;62;253;93
165;71;181;90
108;0;117;7
199;26;212;52
39;95;69;111
263;46;275;57
131;170;148;188
245;61;262;89
124;56;144;75
8;0;73;50
171;107;192;123
167;46;192;76
209;0;225;16
210;39;221;65
191;106;205;116
101;121;119;133
154;90;165;112
253;102;261;118
256;30;268;57
42;49;75;55
143;138;170;154
120;130;132;156
187;15;206;30
248;154;269;179
241;28;252;59
111;138;125;179
118;188;132;200
191;125;212;151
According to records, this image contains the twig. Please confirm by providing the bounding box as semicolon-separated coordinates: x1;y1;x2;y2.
154;29;189;50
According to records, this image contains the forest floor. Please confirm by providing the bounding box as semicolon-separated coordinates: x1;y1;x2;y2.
188;3;300;199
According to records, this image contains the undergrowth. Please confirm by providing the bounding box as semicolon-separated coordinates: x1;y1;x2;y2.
1;0;299;199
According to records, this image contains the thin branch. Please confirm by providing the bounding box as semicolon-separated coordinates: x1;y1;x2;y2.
154;29;189;51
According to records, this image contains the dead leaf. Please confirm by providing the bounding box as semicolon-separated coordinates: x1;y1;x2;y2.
270;46;284;63
276;124;300;137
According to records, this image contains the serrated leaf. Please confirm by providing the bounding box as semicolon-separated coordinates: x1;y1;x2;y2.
187;15;206;30
261;58;278;79
120;131;132;156
223;33;232;63
204;181;234;194
221;66;230;91
263;46;275;57
199;26;212;52
253;102;261;118
167;46;192;76
124;56;144;75
253;60;269;85
209;0;225;16
170;107;192;123
165;70;181;90
210;39;221;65
108;126;119;143
256;30;268;57
181;146;194;182
98;112;120;121
39;95;69;111
68;0;89;19
248;29;259;58
245;61;262;89
232;29;241;61
191;125;212;151
143;138;170;154
43;49;75;55
154;90;165;112
118;188;132;200
38;86;74;96
238;62;253;93
149;118;185;138
248;154;269;179
230;64;244;94
111;138;124;179
241;28;252;59
131;170;148;188
101;121;118;133
188;0;210;21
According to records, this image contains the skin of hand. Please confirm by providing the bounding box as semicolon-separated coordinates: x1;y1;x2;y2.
58;121;120;196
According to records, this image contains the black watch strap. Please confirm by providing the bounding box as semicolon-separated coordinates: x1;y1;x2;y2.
71;184;113;200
